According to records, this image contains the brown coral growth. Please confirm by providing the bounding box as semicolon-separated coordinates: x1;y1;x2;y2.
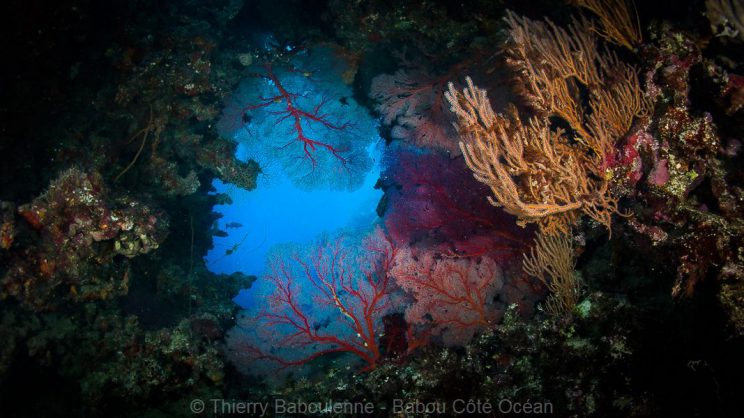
569;0;642;49
446;11;648;235
523;232;580;317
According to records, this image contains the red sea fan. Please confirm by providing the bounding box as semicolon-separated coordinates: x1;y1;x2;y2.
226;227;398;377
381;146;530;263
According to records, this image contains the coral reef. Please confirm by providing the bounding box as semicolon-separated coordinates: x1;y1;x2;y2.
615;23;744;336
706;0;744;42
1;1;743;417
254;296;644;417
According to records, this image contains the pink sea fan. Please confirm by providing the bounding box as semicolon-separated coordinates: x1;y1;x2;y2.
370;68;460;155
391;247;505;346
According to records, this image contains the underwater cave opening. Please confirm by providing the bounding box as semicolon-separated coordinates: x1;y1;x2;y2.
205;144;383;308
204;46;384;309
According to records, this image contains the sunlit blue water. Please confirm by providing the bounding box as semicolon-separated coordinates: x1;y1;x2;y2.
206;143;382;307
205;47;383;308
206;143;382;268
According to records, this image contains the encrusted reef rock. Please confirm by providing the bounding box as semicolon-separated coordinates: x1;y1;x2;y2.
1;168;169;309
614;24;744;334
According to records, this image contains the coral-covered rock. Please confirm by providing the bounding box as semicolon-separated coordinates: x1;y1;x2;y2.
0;201;15;250
1;168;169;309
196;136;260;191
622;27;744;335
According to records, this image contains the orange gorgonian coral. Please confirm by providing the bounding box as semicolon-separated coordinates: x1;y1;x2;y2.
446;11;648;235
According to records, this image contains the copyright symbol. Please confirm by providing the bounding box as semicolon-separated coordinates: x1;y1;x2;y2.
190;399;205;414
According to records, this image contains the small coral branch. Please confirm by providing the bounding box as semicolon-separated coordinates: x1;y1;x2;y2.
569;0;642;49
523;232;580;317
114;105;165;182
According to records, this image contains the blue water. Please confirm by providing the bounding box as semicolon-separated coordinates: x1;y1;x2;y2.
206;143;382;273
205;47;384;308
